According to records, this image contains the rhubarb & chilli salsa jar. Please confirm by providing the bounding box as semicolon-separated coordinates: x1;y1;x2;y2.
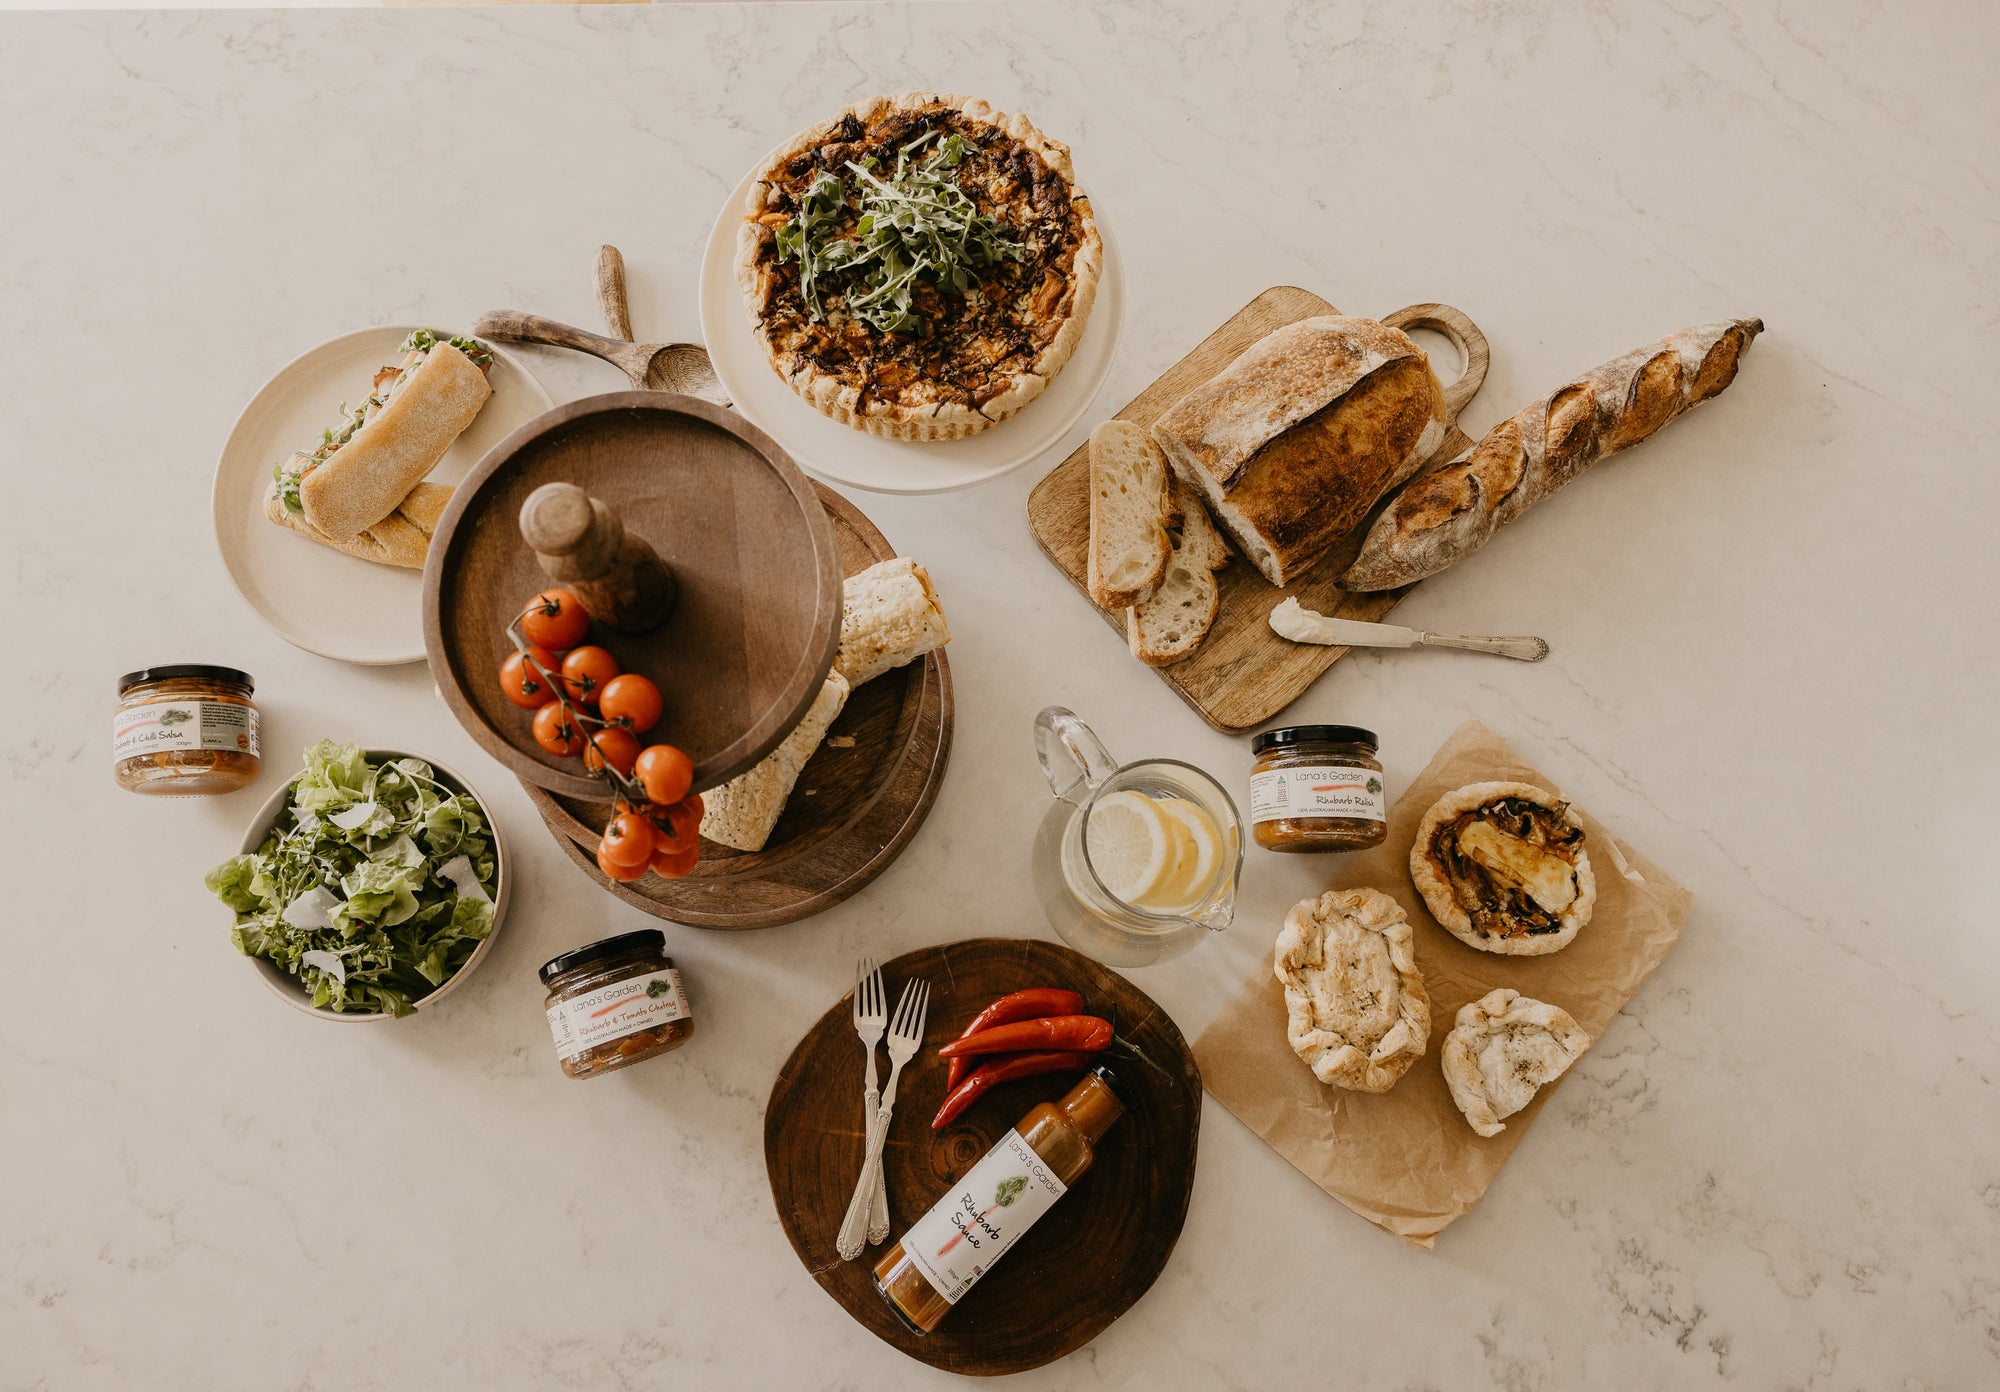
1247;725;1387;854
113;665;261;795
540;930;694;1079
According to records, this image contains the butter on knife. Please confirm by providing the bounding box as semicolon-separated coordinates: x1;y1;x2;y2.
1268;597;1549;662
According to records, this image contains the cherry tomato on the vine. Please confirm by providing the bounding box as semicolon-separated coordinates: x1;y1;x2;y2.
498;646;562;709
597;842;648;883
648;796;703;856
633;743;694;806
584;726;641;776
649;842;700;879
600;811;656;868
597;673;663;733
532;701;587;757
559;646;620;707
520;589;589;651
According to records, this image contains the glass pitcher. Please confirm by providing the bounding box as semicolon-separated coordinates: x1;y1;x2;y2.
1030;707;1243;967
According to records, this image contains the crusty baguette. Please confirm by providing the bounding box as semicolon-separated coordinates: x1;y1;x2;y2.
1086;420;1170;608
299;343;491;539
1151;317;1447;587
1126;482;1231;666
834;557;949;687
1342;318;1763;591
264;478;452;569
698;671;851;852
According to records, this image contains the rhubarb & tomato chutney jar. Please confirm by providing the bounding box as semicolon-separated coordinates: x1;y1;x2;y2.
540;929;694;1079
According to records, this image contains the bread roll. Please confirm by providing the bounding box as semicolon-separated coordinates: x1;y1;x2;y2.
299;342;492;539
1150;317;1447;586
1342;318;1763;590
264;479;451;569
834;558;949;687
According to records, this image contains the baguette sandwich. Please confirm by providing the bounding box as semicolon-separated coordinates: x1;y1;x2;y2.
263;479;452;571
268;331;493;553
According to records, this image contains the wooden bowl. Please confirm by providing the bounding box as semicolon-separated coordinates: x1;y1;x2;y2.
423;392;843;799
525;486;955;929
765;939;1202;1375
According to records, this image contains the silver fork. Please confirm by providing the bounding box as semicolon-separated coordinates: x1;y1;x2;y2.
836;977;929;1260
850;959;889;1234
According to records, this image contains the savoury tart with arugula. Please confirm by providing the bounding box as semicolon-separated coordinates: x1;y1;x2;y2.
735;92;1102;441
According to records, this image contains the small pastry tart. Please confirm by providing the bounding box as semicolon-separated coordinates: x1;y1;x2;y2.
1273;887;1430;1094
1441;988;1591;1137
1411;780;1595;956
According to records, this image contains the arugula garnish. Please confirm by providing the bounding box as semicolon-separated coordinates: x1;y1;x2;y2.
205;741;497;1016
775;130;1024;335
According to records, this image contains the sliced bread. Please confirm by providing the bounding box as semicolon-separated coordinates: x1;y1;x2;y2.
1126;482;1232;666
1086;420;1171;609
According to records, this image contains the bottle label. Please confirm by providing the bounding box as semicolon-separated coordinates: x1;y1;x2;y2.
545;968;690;1062
1249;763;1385;824
112;701;260;760
898;1129;1067;1305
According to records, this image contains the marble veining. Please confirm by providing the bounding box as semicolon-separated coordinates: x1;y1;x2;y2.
2;2;1996;1388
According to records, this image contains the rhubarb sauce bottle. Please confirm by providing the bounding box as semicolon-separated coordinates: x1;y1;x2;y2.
872;1066;1129;1333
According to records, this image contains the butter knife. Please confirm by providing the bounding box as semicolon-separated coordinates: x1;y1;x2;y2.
1270;597;1548;661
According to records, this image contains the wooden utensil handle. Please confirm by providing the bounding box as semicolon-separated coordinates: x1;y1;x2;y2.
1382;302;1490;420
471;310;631;362
597;245;633;342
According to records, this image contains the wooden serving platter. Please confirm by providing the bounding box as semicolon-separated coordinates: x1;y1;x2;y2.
764;938;1202;1376
424;391;844;799
525;485;955;930
1026;287;1490;732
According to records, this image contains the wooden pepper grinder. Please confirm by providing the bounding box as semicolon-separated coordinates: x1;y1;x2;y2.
519;482;676;634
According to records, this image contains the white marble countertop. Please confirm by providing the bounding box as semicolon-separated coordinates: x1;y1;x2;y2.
4;3;1996;1387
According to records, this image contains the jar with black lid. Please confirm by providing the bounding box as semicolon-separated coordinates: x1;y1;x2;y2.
112;665;261;796
540;929;694;1079
1247;725;1388;853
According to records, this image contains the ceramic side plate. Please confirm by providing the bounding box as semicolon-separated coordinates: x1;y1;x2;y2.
211;326;553;665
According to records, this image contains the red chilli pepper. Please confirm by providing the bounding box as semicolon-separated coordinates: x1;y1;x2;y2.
943;988;1085;1091
937;1015;1113;1059
932;1051;1095;1130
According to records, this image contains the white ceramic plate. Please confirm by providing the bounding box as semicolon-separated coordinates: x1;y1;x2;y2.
212;328;554;665
697;169;1125;495
234;749;509;1023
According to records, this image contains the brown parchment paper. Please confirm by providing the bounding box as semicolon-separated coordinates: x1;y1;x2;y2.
1193;717;1692;1248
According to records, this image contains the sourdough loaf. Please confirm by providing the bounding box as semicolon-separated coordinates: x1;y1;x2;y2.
1150;317;1448;587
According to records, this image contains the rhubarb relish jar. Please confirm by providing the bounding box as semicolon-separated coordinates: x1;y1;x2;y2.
1247;725;1388;854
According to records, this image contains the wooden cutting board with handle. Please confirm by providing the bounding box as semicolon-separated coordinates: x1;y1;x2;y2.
1026;286;1489;733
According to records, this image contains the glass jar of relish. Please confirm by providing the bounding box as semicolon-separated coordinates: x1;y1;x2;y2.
1247;725;1388;853
112;665;261;796
540;930;694;1079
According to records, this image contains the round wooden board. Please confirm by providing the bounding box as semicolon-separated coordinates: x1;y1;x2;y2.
525;484;955;930
764;938;1202;1376
423;391;843;799
527;648;950;929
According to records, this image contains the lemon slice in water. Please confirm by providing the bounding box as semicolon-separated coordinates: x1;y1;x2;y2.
1148;797;1222;912
1085;790;1172;904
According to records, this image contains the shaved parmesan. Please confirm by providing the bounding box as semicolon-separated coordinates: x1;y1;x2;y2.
437;854;490;905
282;885;341;931
299;949;347;984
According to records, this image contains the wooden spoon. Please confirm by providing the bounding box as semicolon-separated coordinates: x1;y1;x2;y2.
473;256;727;404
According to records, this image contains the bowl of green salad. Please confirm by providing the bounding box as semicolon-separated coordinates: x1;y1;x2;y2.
206;741;509;1021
